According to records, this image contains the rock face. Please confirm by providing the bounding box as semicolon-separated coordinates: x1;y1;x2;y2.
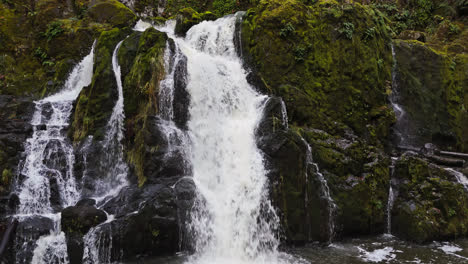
391;152;468;243
0;96;34;215
242;0;394;243
61;202;107;264
392;40;468;151
88;0;137;27
62;203;107;235
241;0;394;144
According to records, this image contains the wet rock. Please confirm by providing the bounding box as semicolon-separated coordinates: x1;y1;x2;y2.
174;8;217;37
62;205;107;236
397;30;426;42
14;216;54;263
173;56;190;129
0;218;17;263
256;97;331;243
301;128;390;238
90;180;194;261
88;0;137;28
391;152;468;243
392;40;467;151
0;95;34;214
76;198;96;207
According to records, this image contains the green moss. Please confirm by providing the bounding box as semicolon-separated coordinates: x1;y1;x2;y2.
88;0;137;28
242;0;394;146
298;127;390;236
393;40;468;151
174;8;217;36
118;28;167;186
392;154;468;242
71;27;130;142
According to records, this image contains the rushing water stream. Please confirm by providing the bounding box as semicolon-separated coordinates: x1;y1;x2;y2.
166;15;292;264
14;42;96;264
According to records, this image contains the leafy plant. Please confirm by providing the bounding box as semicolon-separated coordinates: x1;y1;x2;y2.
448;23;460;35
212;0;236;16
363;27;376;41
279;22;295;38
339;22;355;40
43;20;64;41
34;47;54;66
294;46;307;63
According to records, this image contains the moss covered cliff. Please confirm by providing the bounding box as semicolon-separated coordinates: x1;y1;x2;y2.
242;0;394;146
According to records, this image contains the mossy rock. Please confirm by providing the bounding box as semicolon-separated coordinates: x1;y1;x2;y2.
174;7;217;36
392;153;468;243
118;28;167;186
88;0;137;28
71;27;130;142
241;0;394;146
300;127;390;237
393;39;468;151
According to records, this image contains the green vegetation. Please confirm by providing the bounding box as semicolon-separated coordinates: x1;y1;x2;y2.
43;20;65;41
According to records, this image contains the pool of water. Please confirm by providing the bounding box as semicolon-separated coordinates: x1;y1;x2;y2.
125;236;468;264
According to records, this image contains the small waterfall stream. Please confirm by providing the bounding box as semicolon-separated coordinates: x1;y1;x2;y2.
445;168;468;192
14;42;96;263
390;43;408;147
81;40;130;263
300;138;337;242
93;40;129;204
386;157;398;235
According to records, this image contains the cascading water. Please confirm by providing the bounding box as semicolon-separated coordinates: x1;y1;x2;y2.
390;43;410;147
445;168;468;192
301;138;337;243
14;42;96;263
386;157;398;235
93;40;129;203
150;15;305;264
81;40;130;263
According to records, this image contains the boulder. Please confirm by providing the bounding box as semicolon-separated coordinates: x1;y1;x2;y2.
61;204;107;264
392;40;468;151
397;30;426;42
174;8;217;36
88;0;137;28
391;152;468;243
86;179;195;262
13;216;54;264
61;204;107;236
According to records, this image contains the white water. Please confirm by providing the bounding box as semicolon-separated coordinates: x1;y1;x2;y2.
31;214;69;264
280;100;289;129
17;43;95;214
386;157;398;235
358;246;397;263
301;138;337;242
445;168;468;192
92;40;129;204
14;42;95;263
390;44;408;147
82;215;115;264
144;15;306;264
81;41;130;263
386;186;395;234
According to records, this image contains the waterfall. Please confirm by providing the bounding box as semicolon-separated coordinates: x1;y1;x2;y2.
30;214;69;264
390;43;409;147
386;157;397;235
146;15;305;264
17;42;95;214
301;138;337;243
93;40;129;204
445;168;468;192
81;40;130;263
14;42;96;263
